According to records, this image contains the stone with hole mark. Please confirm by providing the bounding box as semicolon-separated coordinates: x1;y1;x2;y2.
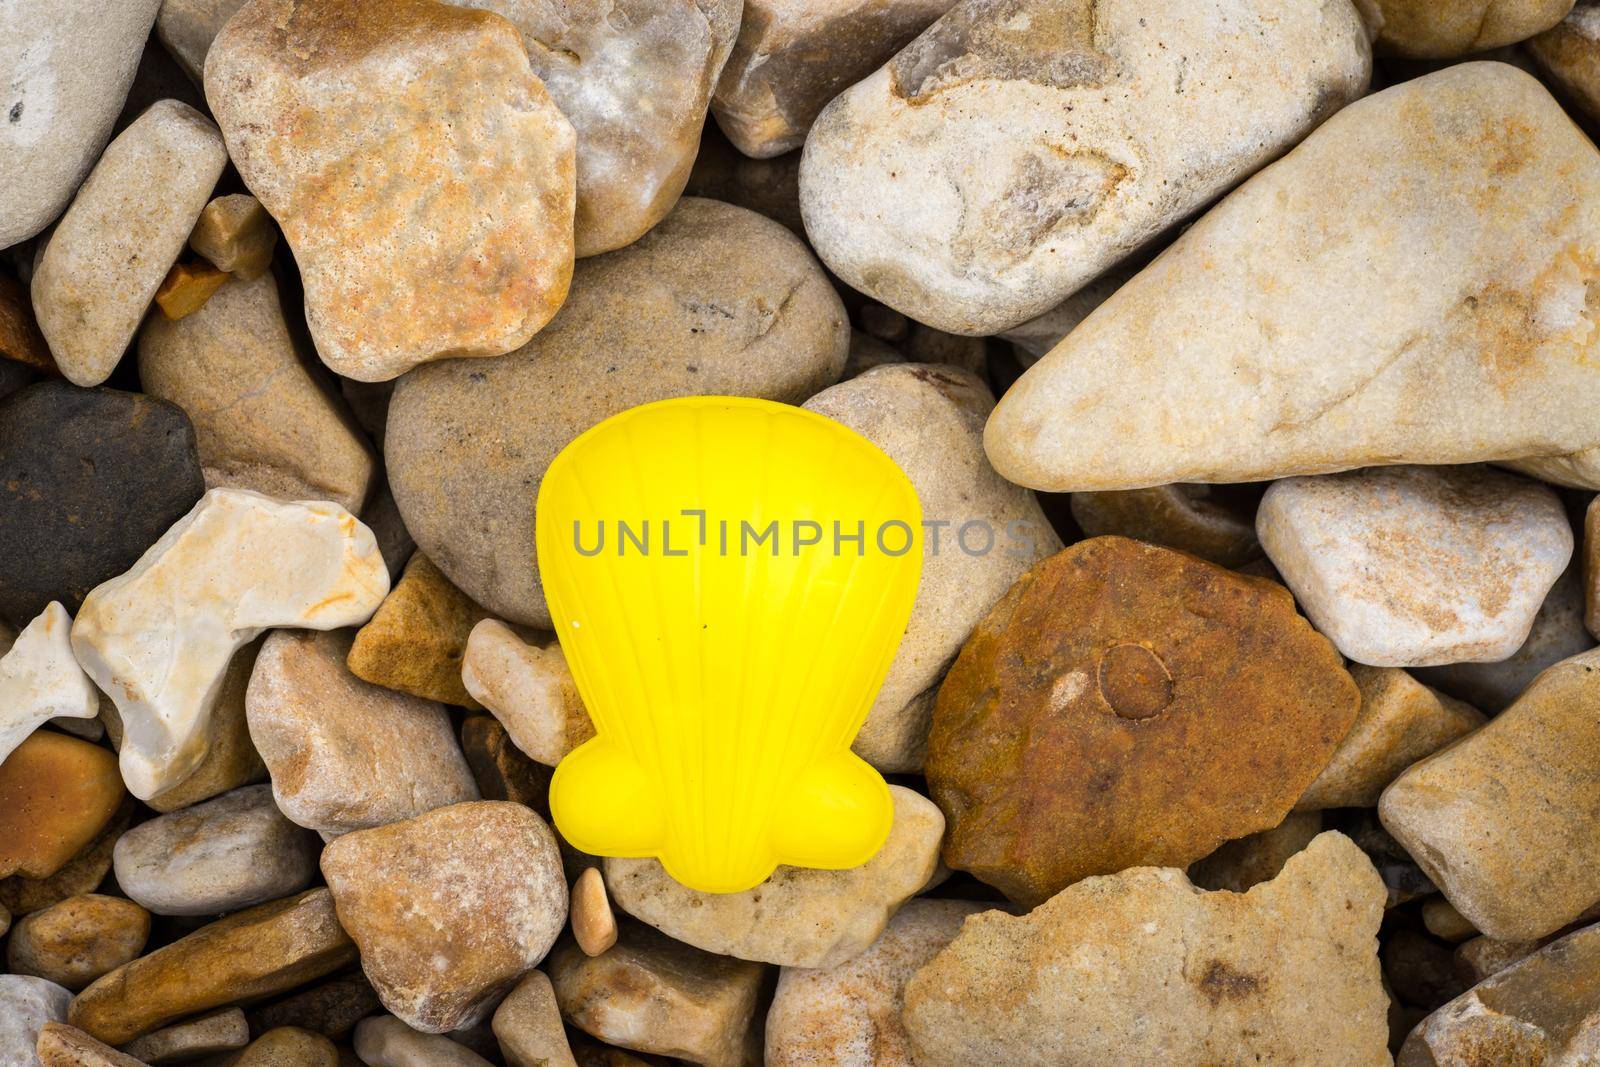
1097;643;1172;720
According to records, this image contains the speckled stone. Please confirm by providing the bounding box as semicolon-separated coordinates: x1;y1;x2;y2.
35;1021;147;1067
347;553;486;707
4;894;148;991
1369;0;1575;57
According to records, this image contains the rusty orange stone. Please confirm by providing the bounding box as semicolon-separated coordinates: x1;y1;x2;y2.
0;273;55;373
0;731;125;880
927;536;1358;907
154;260;230;321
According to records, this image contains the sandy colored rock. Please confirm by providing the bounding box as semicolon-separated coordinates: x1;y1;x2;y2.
139;273;376;515
120;1008;248;1063
138;642;268;814
904;832;1388;1066
800;0;1371;335
156;0;249;82
68;888;356;1046
387;197;848;627
1372;0;1575;57
0;603;100;765
0;976;72;1067
220;1027;337;1067
1380;645;1600;941
461;621;592;766
1070;484;1260;568
1400;922;1600;1065
1531;3;1600;123
322;802;567;1033
246;629;477;835
1587;497;1600;641
5;895;149;991
113;785;317;917
455;0;739;257
152;260;227;321
1189;811;1325;894
0;0;160;248
550;922;766;1067
188;194;276;281
571;869;617;958
1297;668;1485;810
1423;898;1480;943
35;1022;149;1067
928;536;1357;906
352;1016;493;1067
205;0;576;382
347;553;485;707
73;489;389;800
0;802;132;917
712;0;954;158
987;63;1600;491
803;365;1060;771
31;100;226;386
606;786;942;968
1259;465;1572;667
0;733;124;880
0;274;54;373
492;971;575;1067
764;898;984;1067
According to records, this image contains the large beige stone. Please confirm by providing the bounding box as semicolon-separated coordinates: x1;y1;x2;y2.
799;0;1371;335
1371;0;1575;57
803;365;1059;771
605;786;943;968
387;198;849;627
71;489;389;800
460;620;592;766
712;0;955;158
205;0;576;381
1380;646;1600;941
32;100;226;386
246;629;477;836
454;0;740;257
1530;3;1600;124
902;832;1390;1066
764;899;984;1067
986;63;1600;492
0;603;99;765
139;274;375;514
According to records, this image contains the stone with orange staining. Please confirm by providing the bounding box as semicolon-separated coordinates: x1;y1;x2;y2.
0;802;132;918
0;274;55;374
71;488;390;801
902;833;1390;1067
204;0;576;382
1369;0;1575;57
571;869;616;957
6;894;149;991
153;260;229;320
347;553;486;708
1530;3;1600;124
987;63;1600;492
1258;465;1572;667
0;733;124;880
188;194;277;281
926;536;1358;907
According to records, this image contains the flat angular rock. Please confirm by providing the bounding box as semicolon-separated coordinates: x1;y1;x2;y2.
0;603;99;765
322;802;567;1033
803;365;1060;771
5;895;149;991
1297;667;1485;810
347;553;485;707
35;1022;148;1067
799;0;1371;335
765;899;984;1067
1371;0;1575;57
0;382;204;627
987;63;1600;491
187;194;276;281
152;260;228;321
387;198;848;627
138;274;376;514
0;733;125;881
72;488;389;800
457;0;740;257
32;100;226;386
68;889;356;1046
712;0;954;158
1531;3;1600;123
903;832;1390;1066
549;923;766;1067
0;976;72;1067
1400;923;1600;1065
927;536;1358;906
606;786;942;968
206;0;576;382
113;785;318;917
352;1016;493;1067
0;0;160;248
120;1008;248;1064
246;629;478;835
491;971;575;1067
1259;465;1572;667
1070;484;1260;568
461;621;592;766
1380;646;1600;941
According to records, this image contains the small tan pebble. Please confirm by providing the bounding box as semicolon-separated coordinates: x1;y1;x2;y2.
1070;484;1261;569
1188;811;1324;893
35;1021;148;1067
352;1015;493;1067
348;552;487;708
1421;898;1478;943
0;732;125;880
153;260;228;321
220;1026;339;1067
119;1007;248;1063
188;194;276;281
0;273;55;373
460;619;593;765
0;801;132;917
1368;0;1576;57
491;971;575;1067
572;869;617;958
6;894;149;990
155;0;248;82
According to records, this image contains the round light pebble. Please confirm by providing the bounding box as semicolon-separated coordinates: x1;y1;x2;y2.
353;1015;494;1067
0;974;72;1064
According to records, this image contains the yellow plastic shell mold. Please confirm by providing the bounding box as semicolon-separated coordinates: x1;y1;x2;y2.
538;396;923;893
